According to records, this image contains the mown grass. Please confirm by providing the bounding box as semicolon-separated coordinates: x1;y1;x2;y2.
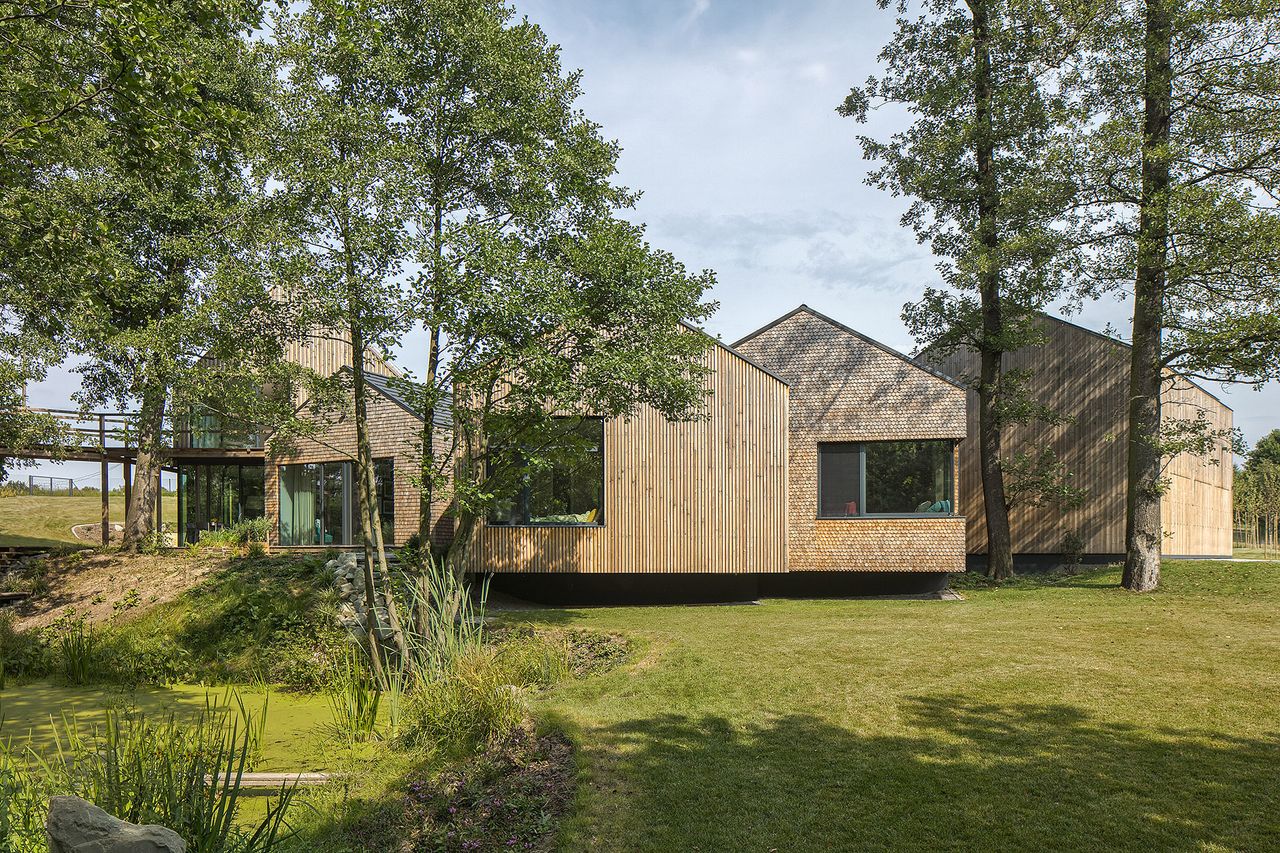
0;494;176;547
504;560;1280;852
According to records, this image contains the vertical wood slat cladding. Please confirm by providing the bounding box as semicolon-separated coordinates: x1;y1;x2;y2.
468;343;790;574
283;332;400;380
928;315;1233;557
734;307;969;573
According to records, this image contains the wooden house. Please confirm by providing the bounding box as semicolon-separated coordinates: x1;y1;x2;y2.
174;333;453;551
175;307;971;601
923;313;1234;563
471;305;968;602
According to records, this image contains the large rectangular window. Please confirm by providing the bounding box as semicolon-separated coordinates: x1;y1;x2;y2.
818;441;954;518
278;459;394;546
489;418;604;526
177;463;265;545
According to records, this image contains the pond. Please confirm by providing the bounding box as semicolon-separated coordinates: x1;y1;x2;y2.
0;681;335;771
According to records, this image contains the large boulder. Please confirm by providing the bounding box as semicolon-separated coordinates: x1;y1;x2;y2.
46;796;186;853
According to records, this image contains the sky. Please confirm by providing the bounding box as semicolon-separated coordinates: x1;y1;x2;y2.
17;0;1278;487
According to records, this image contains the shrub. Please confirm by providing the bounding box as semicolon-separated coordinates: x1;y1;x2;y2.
400;648;524;756
98;629;195;686
266;625;349;692
44;610;97;685
0;698;293;853
0;614;49;681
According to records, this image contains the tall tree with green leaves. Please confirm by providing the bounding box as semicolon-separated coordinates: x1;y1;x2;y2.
386;0;715;551
1246;429;1280;472
1;0;303;550
268;0;420;675
0;0;270;469
841;0;1087;579
1076;0;1280;591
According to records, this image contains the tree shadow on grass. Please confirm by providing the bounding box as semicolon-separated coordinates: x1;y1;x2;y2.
579;697;1280;851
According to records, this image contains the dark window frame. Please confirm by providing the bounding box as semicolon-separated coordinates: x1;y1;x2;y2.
276;458;395;546
487;417;606;528
816;440;957;519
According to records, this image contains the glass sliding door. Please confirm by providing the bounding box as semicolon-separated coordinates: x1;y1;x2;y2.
278;463;320;546
278;461;353;546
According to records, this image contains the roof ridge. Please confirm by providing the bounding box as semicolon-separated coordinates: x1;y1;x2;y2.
734;304;967;390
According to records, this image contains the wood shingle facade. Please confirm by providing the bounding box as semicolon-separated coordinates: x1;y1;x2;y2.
733;306;968;575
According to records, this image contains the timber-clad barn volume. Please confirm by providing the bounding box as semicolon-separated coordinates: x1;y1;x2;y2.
170;305;1233;601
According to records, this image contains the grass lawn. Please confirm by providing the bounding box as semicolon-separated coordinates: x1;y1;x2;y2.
1234;545;1280;560
509;560;1280;852
0;494;177;547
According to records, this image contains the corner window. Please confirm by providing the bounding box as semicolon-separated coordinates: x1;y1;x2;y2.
489;418;604;526
818;441;954;517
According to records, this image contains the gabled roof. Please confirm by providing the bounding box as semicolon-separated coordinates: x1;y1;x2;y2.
732;304;967;390
340;366;453;428
920;310;1233;413
679;320;790;386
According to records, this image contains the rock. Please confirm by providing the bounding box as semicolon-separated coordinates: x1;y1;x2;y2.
46;795;187;853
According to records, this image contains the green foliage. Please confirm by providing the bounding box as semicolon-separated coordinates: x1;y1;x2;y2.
1246;429;1280;471
397;553;488;684
1073;1;1280;386
326;646;382;746
0;699;293;853
399;648;525;757
108;555;343;687
197;517;273;549
1002;447;1088;512
45;610;96;685
0;613;47;681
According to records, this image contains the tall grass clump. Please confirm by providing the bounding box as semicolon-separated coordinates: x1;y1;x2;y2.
47;610;96;684
326;646;380;745
400;554;488;683
0;743;58;853
399;647;525;755
0;694;292;852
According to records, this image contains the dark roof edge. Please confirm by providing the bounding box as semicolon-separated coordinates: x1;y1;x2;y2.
338;365;456;426
680;320;791;387
732;305;968;391
1035;313;1234;413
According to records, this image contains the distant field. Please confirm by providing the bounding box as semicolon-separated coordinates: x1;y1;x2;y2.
1235;545;1280;560
0;494;177;547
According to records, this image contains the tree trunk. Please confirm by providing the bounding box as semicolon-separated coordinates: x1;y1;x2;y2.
350;320;387;685
122;384;167;551
419;200;445;548
364;458;408;662
1123;0;1172;593
971;0;1015;581
418;323;441;547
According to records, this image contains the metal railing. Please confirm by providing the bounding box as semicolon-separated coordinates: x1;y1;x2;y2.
13;408;263;453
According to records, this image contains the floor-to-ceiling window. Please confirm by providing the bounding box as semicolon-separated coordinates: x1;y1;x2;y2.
277;459;394;546
176;463;266;545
